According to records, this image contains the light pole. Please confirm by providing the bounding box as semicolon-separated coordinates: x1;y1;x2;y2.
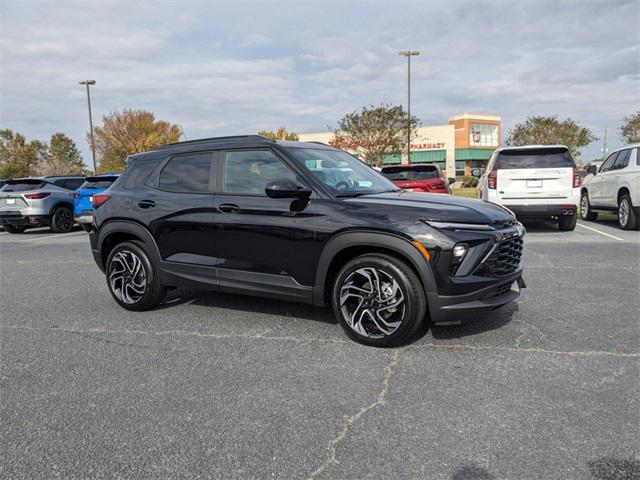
79;80;97;173
398;50;419;164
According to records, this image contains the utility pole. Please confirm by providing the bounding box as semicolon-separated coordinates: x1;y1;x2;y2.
601;126;608;160
398;51;419;164
79;80;97;173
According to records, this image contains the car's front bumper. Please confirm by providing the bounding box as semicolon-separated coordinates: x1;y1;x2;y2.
427;270;525;325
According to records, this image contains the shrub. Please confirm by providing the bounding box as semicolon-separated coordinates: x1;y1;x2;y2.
456;175;478;188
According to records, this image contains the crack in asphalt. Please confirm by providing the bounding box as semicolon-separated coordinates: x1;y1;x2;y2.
307;349;402;480
1;325;637;358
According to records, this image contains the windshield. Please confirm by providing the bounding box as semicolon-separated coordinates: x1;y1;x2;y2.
495;148;574;169
382;166;440;181
285;148;399;196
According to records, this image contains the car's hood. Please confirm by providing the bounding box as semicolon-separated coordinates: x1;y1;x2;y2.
345;191;514;224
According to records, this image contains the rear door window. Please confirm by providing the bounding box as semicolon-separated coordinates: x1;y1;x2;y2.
382;166;439;181
495;148;575;170
158;152;214;193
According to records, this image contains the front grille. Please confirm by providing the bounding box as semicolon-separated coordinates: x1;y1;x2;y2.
475;237;523;277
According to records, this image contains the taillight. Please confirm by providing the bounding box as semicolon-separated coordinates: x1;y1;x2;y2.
428;181;446;190
24;192;51;200
92;194;110;209
572;167;580;188
488;171;497;189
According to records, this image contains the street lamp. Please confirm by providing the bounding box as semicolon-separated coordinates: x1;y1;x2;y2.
398;51;420;164
79;80;97;173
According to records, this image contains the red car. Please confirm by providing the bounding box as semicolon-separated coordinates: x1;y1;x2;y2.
380;164;451;194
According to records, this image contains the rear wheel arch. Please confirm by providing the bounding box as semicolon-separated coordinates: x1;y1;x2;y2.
314;231;436;307
98;221;161;269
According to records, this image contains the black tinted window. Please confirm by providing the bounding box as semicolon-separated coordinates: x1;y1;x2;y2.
2;181;45;191
382;166;439;181
80;179;117;189
62;179;84;190
613;149;630;170
223;150;297;195
495;148;574;169
600;152;618;172
158;153;212;193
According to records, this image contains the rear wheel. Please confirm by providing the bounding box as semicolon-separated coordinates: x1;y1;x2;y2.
106;241;166;311
558;213;577;231
580;191;598;221
80;224;92;233
332;253;426;347
3;224;26;234
50;205;74;233
618;194;638;230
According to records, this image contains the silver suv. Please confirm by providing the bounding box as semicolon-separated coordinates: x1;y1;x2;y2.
0;176;84;234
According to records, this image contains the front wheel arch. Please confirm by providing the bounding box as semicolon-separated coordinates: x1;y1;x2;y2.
314;231;437;307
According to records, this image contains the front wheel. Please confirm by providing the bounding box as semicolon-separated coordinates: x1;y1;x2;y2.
618;194;639;230
558;213;577;231
106;241;167;311
50;206;74;233
580;192;598;221
332;253;426;347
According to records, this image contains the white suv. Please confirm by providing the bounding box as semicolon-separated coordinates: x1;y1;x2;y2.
581;145;639;230
477;145;580;231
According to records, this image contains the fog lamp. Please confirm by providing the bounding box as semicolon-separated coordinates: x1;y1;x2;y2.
452;244;467;258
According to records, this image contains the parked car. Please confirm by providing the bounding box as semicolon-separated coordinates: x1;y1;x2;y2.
380;164;450;194
89;135;525;347
0;176;85;233
477;145;580;231
581;145;639;230
73;174;119;231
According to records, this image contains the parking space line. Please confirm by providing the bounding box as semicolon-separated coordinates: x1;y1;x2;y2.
576;223;624;241
23;231;86;242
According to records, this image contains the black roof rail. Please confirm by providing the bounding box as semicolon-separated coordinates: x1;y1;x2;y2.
156;135;273;150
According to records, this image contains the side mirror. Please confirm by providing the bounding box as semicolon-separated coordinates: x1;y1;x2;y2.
587;165;597;175
448;177;456;185
470;168;483;178
265;178;312;199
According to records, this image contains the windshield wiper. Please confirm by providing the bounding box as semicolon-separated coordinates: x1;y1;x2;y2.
336;192;367;198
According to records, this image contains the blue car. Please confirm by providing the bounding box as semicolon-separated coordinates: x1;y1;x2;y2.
73;174;119;231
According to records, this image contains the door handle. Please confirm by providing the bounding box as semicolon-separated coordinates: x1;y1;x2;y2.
138;200;156;209
218;203;240;213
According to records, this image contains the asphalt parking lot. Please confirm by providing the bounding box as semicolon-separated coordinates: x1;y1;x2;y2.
1;220;638;479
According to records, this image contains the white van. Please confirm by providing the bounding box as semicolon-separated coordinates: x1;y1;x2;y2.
477;145;580;230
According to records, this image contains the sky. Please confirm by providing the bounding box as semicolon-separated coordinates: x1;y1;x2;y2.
1;0;638;167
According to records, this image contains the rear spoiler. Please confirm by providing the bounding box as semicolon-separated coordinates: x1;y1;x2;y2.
6;178;47;185
84;175;119;182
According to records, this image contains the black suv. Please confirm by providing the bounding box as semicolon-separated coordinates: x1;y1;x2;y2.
89;136;525;346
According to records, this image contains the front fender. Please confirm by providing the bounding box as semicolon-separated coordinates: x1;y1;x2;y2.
313;230;437;306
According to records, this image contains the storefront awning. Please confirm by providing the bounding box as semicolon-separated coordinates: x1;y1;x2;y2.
455;148;495;161
383;149;446;165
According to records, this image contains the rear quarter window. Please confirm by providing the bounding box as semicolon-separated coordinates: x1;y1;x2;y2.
495;148;575;169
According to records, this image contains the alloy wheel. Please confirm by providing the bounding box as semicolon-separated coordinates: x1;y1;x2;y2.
339;267;405;338
109;250;147;304
619;198;630;227
581;195;589;219
55;208;74;232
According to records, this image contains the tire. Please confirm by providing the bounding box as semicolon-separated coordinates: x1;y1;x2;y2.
558;213;577;231
580;191;598;221
80;224;92;233
3;224;26;234
105;241;167;311
331;253;426;347
618;194;639;230
50;205;74;233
